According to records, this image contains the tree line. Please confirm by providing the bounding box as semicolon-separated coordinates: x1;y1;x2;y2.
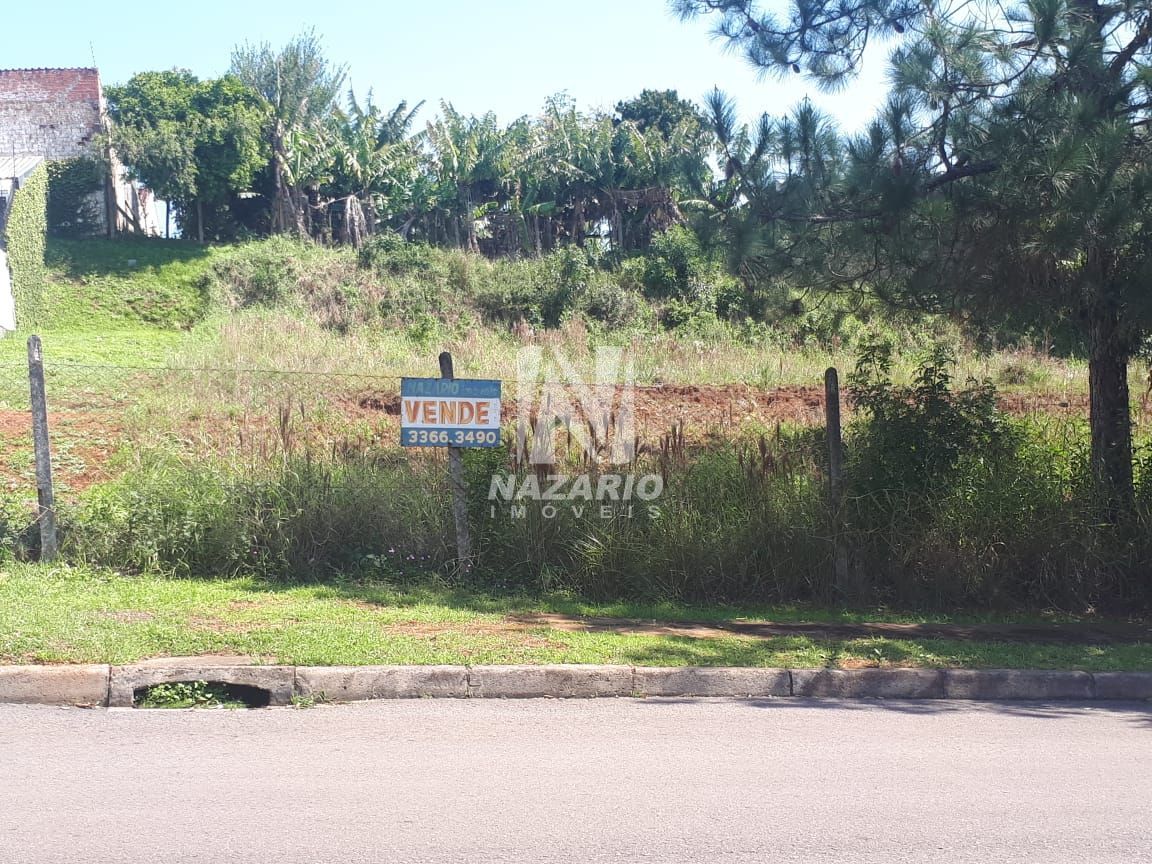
105;33;715;256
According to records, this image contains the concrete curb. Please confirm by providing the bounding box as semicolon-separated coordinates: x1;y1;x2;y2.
469;665;633;698
792;668;945;699
0;665;110;706
296;666;470;701
942;669;1094;701
633;667;791;697
2;665;1151;707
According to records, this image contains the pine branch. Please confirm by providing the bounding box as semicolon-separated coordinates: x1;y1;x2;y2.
924;161;999;191
755;160;998;226
1108;13;1152;81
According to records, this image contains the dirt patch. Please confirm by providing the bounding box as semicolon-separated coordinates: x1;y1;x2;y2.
381;618;533;640
4;379;1148;497
835;658;886;669
512;612;1152;645
351;383;1152;436
99;610;155;623
130;654;258;667
365;616;567;649
0;407;124;493
352;384;829;438
227;599;267;609
187;615;253;635
358;394;400;415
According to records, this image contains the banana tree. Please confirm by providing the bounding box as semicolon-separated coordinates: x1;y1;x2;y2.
424;104;515;251
326;93;424;245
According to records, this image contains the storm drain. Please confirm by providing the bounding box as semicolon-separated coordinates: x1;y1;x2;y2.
133;681;273;709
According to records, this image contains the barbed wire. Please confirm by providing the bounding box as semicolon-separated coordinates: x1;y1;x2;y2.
0;361;767;391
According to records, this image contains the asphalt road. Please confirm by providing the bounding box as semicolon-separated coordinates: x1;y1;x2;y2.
1;698;1150;863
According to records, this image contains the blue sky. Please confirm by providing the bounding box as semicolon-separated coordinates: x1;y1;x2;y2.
5;0;890;132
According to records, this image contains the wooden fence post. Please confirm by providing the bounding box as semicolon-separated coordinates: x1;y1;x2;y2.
825;367;850;596
440;352;472;572
27;335;58;562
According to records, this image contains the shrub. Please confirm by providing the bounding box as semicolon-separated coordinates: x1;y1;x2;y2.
200;236;313;309
576;276;648;329
640;226;706;300
848;340;1009;496
472;249;591;326
839;343;1152;608
46;158;105;238
358;232;444;275
65;449;451;581
201;238;389;331
662;297;721;335
713;272;756;320
630;227;755;327
4;163;49;328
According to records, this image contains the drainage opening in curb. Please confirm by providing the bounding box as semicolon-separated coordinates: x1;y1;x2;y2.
133;681;272;709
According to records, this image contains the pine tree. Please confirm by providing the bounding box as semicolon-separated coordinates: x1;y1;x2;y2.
674;0;1152;515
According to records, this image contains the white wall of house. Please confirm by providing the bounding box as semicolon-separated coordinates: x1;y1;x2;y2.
0;250;17;333
0;156;43;334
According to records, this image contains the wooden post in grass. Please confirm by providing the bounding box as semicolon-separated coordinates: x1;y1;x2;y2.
825;367;850;596
27;335;58;562
440;351;472;572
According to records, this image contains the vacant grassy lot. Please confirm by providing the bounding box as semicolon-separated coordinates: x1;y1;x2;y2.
0;237;1148;614
2;564;1149;671
0;236;1138;499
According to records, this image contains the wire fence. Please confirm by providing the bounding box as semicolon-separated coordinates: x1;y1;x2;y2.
0;359;416;496
0;344;833;493
0;335;861;584
0;334;845;567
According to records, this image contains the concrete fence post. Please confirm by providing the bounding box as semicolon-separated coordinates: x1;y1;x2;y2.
27;335;58;561
825;367;850;596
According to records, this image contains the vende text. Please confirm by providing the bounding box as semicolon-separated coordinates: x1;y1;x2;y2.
402;398;500;428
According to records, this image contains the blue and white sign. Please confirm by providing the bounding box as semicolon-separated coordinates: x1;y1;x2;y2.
400;377;502;448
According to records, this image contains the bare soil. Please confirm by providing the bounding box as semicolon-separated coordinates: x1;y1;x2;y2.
2;383;1150;495
0;408;124;494
512;612;1152;646
354;383;1152;437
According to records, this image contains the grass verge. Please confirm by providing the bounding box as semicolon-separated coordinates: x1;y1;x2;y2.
1;564;1149;671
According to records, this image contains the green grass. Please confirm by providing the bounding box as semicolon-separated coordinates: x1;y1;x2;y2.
40;237;218;330
0;237;220;405
1;564;1149;671
0;327;200;366
0;238;1147;620
0;236;1112;396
